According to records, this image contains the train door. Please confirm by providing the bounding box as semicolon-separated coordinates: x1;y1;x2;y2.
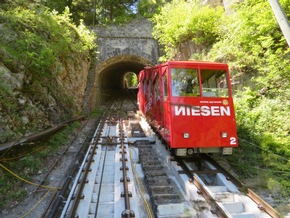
144;69;154;120
153;71;161;124
199;66;237;151
137;71;145;113
160;66;171;143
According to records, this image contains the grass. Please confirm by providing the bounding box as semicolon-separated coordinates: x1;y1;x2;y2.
0;121;81;209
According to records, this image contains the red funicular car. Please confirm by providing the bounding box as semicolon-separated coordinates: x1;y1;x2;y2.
138;61;238;157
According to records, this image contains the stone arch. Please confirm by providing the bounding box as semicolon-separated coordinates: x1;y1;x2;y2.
83;18;159;112
86;54;153;110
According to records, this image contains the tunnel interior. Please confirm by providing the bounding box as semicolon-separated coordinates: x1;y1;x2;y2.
99;59;146;101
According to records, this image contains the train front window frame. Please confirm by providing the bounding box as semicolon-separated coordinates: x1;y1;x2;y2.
200;69;229;97
171;68;200;97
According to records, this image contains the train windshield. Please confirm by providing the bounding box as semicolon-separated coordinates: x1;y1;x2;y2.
171;68;200;97
201;69;229;97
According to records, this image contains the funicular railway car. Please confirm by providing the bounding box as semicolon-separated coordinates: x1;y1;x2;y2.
138;61;238;157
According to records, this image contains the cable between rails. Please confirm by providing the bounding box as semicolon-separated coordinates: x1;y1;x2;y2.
129;147;154;218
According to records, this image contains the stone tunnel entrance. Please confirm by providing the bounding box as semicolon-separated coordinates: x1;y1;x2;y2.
87;54;153;109
84;18;159;111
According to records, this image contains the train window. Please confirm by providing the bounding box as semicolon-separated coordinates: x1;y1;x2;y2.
143;78;147;95
171;68;200;97
154;74;160;103
163;71;168;100
201;70;229;97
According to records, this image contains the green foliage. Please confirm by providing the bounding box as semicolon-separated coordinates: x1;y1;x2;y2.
48;0;138;25
234;89;290;196
89;108;104;118
0;3;97;142
152;0;223;60
94;0;137;25
3;0;141;25
137;0;166;18
124;72;138;87
0;121;81;209
0;6;96;76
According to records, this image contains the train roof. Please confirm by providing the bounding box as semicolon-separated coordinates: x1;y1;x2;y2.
168;60;227;66
150;60;229;69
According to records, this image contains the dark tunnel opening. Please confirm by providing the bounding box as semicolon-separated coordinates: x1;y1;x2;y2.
99;60;145;102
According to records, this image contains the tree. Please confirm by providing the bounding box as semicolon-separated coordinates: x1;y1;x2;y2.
137;0;167;18
94;0;136;24
42;0;137;25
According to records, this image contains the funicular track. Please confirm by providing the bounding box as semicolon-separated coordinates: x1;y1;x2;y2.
172;154;283;218
52;91;282;218
130;112;282;218
60;98;139;218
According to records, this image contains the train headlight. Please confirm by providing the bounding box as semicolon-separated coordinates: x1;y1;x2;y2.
187;149;194;155
221;132;228;138
183;133;190;139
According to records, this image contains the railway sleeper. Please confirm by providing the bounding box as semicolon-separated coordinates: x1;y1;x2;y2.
150;185;178;194
138;149;156;156
131;129;145;137
144;169;166;177
140;158;161;166
133;133;188;217
145;176;172;186
152;194;181;204
136;144;153;150
130;123;144;131
141;165;164;171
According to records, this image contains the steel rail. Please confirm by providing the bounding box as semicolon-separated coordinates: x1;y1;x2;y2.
174;156;229;218
60;97;136;217
126;88;139;110
65;116;106;217
47;117;103;217
94;107;117;217
202;154;283;218
94;145;109;218
175;154;283;218
119;117;134;218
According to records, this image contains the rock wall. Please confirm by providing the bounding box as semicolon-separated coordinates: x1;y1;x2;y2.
0;54;90;144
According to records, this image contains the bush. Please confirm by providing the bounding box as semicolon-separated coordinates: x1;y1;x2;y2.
0;6;96;76
151;0;223;60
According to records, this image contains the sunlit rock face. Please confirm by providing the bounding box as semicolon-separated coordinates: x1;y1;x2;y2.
56;52;90;112
0;17;158;144
0;53;90;143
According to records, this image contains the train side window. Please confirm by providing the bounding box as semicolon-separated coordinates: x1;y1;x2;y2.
171;68;200;97
143;78;147;95
154;74;160;104
201;69;229;97
163;72;168;101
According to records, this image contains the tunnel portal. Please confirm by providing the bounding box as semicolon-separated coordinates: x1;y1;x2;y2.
84;18;159;111
88;54;153;108
100;59;144;91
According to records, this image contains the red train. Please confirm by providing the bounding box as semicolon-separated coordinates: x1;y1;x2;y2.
137;61;238;156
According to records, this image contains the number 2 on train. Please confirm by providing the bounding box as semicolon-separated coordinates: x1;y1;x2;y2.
230;137;237;145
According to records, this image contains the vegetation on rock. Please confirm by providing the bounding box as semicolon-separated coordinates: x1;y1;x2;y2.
0;2;96;143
